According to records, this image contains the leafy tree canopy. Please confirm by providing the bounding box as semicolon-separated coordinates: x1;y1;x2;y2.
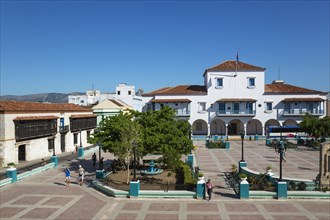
89;112;143;161
89;107;193;172
300;114;330;138
133;106;193;171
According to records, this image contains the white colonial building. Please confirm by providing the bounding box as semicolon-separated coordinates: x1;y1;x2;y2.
0;101;97;167
142;60;327;137
68;83;143;111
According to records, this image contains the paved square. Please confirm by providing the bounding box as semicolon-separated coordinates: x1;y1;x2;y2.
0;143;329;220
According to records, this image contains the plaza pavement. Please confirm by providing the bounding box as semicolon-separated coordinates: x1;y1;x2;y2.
0;141;329;220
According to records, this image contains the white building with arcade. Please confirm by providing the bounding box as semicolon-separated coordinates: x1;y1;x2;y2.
142;60;327;138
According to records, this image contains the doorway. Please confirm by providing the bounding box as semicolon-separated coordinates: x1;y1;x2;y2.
61;134;66;152
18;145;26;161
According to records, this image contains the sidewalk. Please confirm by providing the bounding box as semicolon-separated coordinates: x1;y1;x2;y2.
0;145;99;180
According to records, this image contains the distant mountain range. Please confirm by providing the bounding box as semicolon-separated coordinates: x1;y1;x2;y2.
0;92;85;103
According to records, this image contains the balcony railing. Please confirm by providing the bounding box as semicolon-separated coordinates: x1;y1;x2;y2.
217;110;256;116
59;125;69;133
281;109;324;116
175;109;190;116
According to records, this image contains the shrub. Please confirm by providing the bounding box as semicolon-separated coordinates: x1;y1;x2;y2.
297;182;307;191
197;172;204;177
208;141;225;149
289;181;296;190
7;162;16;167
286;141;297;149
179;163;196;186
239;173;247;179
230;164;238;174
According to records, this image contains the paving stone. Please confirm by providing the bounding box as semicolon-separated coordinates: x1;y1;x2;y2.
271;215;309;220
187;203;219;212
122;202;143;210
262;203;300;212
21;207;59;219
300;203;330;213
149;203;180;211
0;207;26;218
224;203;258;212
144;213;179;220
114;213;138;220
187;214;222;220
41;197;74;206
12;195;45;205
228;214;266;220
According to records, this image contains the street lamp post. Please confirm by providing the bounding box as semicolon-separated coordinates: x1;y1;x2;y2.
80;129;82;148
52;135;56;156
240;131;245;162
133;142;137;181
94;128;102;170
98;142;102;170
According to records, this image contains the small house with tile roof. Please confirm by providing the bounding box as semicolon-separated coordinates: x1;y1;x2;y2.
0;101;96;167
142;60;326;137
92;99;133;125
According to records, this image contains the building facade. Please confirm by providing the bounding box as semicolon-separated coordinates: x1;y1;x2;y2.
0;101;97;167
68;83;143;111
142;60;327;137
92;99;133;125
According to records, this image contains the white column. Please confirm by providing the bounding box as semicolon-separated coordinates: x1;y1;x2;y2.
262;126;265;136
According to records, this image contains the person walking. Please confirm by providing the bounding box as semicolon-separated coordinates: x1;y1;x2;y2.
78;165;85;186
99;157;104;170
206;179;214;201
92;153;97;168
64;167;71;187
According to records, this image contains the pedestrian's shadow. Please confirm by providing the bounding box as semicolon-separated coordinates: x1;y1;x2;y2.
53;182;66;186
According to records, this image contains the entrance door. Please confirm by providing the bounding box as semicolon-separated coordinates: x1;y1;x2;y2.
61;134;66;152
228;123;237;135
18;145;26;161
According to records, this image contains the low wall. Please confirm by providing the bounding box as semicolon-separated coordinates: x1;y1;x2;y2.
92;180;129;198
0;162;55;187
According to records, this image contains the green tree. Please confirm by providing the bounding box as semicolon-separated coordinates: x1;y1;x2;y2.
134;106;193;171
300;114;330;138
89;112;143;184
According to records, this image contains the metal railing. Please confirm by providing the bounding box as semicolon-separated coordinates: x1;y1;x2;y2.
281;109;324;115
59;125;69;133
175;109;190;116
217;110;256;116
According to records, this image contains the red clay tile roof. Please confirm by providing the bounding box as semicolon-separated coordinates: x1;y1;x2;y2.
0;100;91;113
204;60;266;76
265;84;326;95
142;85;207;96
217;98;257;102
282;98;325;102
14;116;59;121
150;99;192;103
70;114;97;118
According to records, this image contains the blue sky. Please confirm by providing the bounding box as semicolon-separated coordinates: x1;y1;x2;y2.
1;0;329;95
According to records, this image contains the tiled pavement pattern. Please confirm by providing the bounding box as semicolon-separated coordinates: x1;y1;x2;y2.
1;141;329;220
193;140;322;201
105;200;330;220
